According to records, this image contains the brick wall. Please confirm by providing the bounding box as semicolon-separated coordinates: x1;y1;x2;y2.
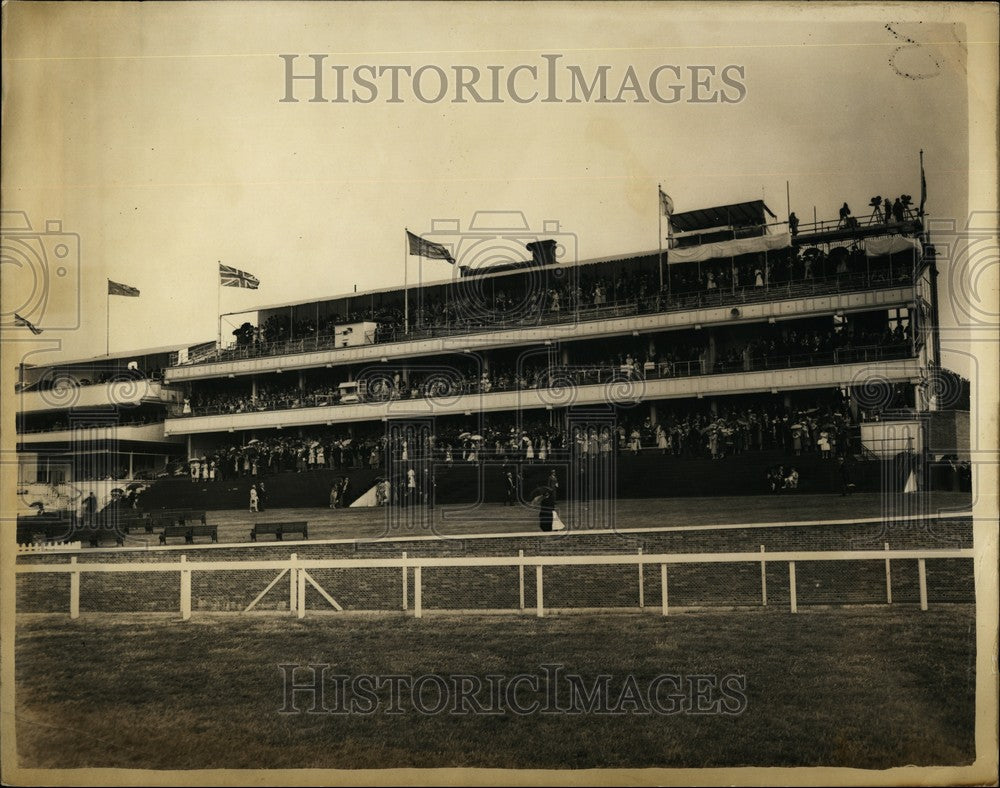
16;518;973;613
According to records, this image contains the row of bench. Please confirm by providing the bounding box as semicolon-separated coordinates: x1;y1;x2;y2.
16;514;309;547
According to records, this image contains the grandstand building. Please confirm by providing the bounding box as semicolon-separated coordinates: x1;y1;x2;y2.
152;194;966;513
15;346;201;516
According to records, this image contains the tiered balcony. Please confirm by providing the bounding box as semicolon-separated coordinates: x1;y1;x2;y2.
17;379;183;414
164;348;920;436
166;271;918;382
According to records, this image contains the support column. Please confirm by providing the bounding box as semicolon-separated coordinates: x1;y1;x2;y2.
180;555;191;621
535;565;544;617
70;557;80;619
788;561;797;613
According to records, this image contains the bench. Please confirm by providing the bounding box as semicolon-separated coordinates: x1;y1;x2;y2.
88;528;125;547
17;520;78;545
178;510;207;526
123;515;157;534
250;521;309;541
159;524;218;544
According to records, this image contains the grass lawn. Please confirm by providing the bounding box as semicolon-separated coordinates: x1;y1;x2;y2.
14;605;976;770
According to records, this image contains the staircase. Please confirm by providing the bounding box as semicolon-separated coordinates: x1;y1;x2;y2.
135;450;886;512
138;468;381;511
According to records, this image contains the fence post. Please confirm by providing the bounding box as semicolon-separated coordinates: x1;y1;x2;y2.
759;545;767;606
402;551;408;611
788;561;797;614
297;559;306;619
180;554;191;621
884;542;892;604
518;549;525;611
70;556;79;619
637;548;644;609
535;565;544;618
413;566;423;619
918;558;928;611
660;563;668;616
289;553;297;614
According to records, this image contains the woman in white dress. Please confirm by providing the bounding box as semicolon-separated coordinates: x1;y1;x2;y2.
538;437;548;462
525;435;535;463
656;424;668;453
249;485;259;513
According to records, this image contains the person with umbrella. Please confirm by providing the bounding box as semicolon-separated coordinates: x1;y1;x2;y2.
531;483;557;532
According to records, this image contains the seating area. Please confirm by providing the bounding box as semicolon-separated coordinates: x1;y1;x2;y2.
250;521;309;541
159;524;219;545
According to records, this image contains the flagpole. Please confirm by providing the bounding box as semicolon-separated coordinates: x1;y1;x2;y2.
658;184;664;293
217;262;222;348
106;280;110;356
404;230;410;336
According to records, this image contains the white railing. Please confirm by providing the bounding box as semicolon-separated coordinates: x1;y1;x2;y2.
16;541;82;554
16;546;973;620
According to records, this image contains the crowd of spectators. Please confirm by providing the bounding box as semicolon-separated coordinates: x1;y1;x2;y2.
184;318;912;417
206;235;916;366
182;394;858;484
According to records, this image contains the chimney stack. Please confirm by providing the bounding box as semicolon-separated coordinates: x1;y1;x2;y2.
525;239;557;267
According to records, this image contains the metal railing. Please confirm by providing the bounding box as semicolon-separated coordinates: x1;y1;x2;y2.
185;269;916;368
178;344;913;418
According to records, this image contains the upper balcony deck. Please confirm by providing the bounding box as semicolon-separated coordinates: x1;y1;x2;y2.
166;267;920;382
16;378;183;415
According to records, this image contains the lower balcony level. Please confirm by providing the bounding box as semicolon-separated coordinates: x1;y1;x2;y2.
164;356;922;436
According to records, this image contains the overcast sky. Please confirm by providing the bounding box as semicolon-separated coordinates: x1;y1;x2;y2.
2;2;994;377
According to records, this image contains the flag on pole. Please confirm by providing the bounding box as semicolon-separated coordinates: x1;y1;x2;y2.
919;149;927;217
108;279;140;297
219;263;260;289
13;313;43;334
659;188;674;217
406;230;455;264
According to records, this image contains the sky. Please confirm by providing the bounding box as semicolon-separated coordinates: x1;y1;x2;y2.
1;2;995;377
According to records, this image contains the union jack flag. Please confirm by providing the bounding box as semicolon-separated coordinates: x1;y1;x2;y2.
13;312;43;334
219;263;260;289
108;279;140;297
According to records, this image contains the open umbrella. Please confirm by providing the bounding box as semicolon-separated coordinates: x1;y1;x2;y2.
246;438;261;445
458;431;472;439
470;434;483;441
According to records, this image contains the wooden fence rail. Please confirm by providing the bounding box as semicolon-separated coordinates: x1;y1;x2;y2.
16;547;973;620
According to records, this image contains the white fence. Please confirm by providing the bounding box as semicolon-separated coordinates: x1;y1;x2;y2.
16;546;974;620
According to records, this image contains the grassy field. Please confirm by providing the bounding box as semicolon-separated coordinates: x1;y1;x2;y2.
14;605;976;771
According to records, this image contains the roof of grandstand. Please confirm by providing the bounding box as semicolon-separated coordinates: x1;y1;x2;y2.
670;200;777;233
236;249;664;317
